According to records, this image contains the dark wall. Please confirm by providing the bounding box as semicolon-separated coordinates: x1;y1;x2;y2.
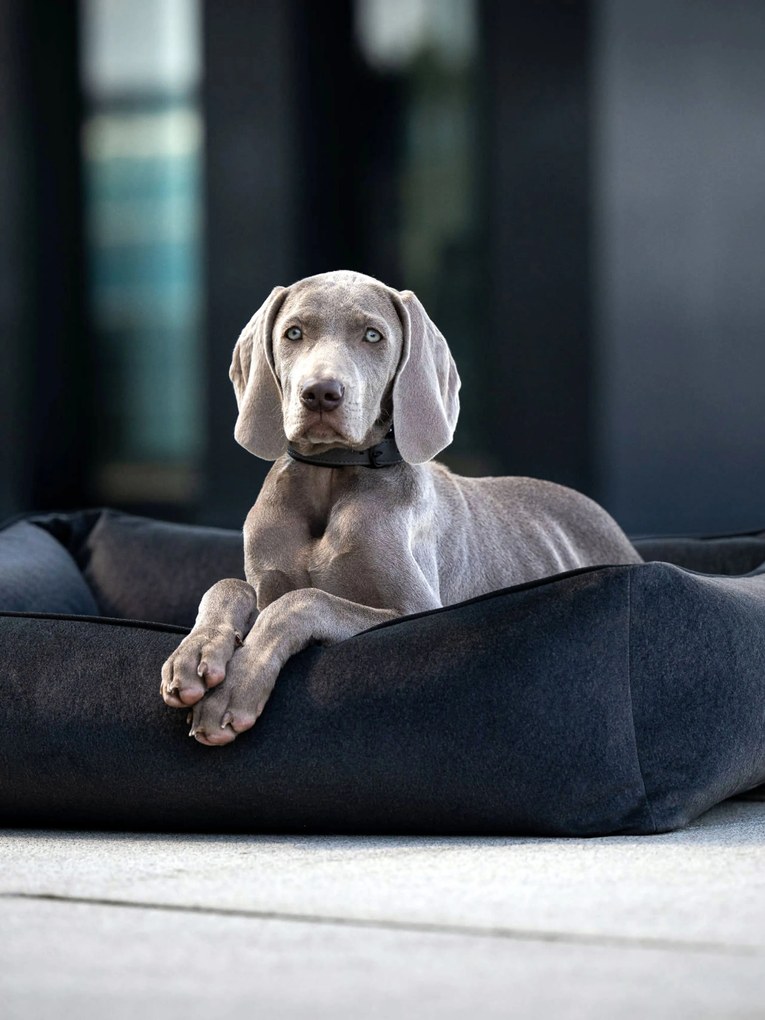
0;0;28;518
0;0;90;518
484;1;594;493
595;0;765;534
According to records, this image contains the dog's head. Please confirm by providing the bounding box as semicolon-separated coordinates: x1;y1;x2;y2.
229;270;461;464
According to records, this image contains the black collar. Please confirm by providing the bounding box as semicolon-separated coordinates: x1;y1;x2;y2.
287;431;403;469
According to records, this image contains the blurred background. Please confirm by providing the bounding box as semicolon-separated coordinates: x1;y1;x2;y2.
1;0;764;535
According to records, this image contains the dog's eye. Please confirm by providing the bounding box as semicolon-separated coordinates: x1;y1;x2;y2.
364;328;382;343
285;327;302;341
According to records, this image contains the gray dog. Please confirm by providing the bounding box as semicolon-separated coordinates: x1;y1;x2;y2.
161;270;641;745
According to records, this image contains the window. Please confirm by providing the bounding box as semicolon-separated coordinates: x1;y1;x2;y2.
80;0;203;507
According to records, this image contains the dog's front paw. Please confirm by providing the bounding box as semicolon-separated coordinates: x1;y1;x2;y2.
186;646;275;746
160;625;243;708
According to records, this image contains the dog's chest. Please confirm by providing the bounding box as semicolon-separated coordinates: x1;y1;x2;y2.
305;501;367;575
251;468;412;602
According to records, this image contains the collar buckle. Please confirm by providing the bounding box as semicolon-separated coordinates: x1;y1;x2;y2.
368;444;385;468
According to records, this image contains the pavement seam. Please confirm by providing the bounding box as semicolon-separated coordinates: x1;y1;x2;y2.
2;891;760;958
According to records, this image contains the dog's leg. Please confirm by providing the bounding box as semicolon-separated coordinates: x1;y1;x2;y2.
160;578;258;708
186;588;428;746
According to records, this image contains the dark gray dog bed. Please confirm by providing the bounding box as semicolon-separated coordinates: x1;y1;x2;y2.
1;508;763;835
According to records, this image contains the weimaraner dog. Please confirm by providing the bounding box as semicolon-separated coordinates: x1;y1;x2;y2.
161;270;641;745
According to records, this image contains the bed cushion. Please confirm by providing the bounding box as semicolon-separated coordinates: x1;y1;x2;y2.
0;520;99;616
634;530;765;575
27;509;244;626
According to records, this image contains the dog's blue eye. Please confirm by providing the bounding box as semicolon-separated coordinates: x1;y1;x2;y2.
286;327;302;341
364;328;381;343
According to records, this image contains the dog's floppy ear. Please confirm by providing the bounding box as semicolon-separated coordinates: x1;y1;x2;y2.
390;289;461;464
229;285;289;460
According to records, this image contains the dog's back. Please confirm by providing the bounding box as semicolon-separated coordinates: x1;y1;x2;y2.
423;463;642;602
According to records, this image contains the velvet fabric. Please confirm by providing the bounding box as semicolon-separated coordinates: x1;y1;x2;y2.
0;509;763;834
0;519;100;616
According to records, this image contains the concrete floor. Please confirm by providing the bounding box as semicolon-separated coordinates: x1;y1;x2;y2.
2;800;764;1019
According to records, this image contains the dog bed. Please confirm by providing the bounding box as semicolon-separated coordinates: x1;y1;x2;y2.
0;508;763;835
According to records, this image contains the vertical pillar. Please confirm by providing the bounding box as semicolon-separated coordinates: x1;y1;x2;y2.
482;0;594;493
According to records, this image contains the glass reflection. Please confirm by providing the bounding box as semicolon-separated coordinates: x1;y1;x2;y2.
80;0;203;505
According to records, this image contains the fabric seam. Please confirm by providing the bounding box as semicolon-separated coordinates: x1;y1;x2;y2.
626;570;659;834
0;610;188;635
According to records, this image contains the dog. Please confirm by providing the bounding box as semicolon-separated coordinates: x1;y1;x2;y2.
161;270;641;745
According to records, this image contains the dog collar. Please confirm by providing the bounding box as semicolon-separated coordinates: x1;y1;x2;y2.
287;431;403;469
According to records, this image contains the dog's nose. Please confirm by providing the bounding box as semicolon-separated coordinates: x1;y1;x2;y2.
300;378;345;412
